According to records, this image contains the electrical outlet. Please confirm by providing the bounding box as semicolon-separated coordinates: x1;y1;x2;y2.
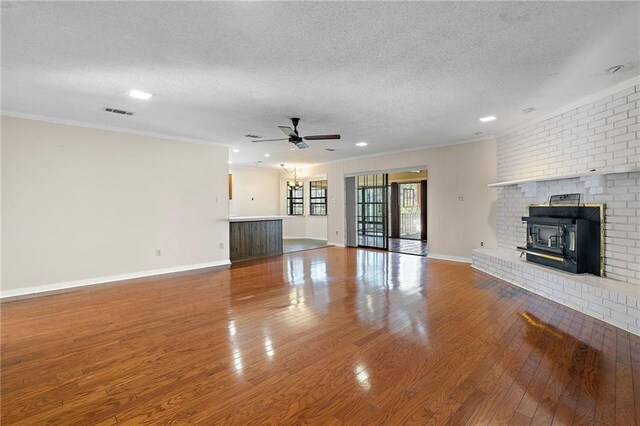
155;249;161;256
480;241;484;247
219;242;224;249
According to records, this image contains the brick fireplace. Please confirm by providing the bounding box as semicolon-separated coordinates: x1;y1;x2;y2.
473;78;640;335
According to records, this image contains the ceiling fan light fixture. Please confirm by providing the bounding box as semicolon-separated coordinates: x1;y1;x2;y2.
252;118;341;150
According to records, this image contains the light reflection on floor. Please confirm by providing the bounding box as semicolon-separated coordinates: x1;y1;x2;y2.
228;249;440;383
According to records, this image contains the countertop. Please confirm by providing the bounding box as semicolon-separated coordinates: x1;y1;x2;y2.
228;215;288;222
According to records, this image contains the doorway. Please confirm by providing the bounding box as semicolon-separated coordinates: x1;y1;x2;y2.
388;171;428;256
346;170;428;256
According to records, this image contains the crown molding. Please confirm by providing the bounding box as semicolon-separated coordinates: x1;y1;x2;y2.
316;135;497;167
1;110;231;148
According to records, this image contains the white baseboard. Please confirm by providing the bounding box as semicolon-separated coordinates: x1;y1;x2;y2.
0;260;231;299
427;253;472;264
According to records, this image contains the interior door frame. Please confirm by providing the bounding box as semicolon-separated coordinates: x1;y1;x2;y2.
420;179;428;241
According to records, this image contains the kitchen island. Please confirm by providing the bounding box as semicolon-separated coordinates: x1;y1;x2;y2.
229;216;286;262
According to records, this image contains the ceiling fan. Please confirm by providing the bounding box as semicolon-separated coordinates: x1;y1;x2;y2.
252;118;340;149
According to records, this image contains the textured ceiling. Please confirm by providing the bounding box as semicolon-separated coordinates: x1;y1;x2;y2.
2;1;639;167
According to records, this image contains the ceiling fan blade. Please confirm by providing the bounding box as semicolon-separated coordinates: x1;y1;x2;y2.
278;126;297;137
303;134;341;141
295;141;309;149
252;138;289;143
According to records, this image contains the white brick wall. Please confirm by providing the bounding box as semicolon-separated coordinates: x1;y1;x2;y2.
472;248;640;336
497;84;640;181
496;83;640;286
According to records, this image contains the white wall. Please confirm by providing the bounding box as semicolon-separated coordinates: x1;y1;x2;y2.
1;116;230;296
305;216;329;240
306;139;498;260
229;166;280;216
496;77;640;285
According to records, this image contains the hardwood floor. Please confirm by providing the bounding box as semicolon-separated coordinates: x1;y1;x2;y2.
388;238;429;256
1;247;639;425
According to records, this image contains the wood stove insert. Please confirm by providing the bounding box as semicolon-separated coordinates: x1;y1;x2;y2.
517;194;604;276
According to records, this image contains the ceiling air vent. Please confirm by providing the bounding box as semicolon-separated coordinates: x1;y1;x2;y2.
104;107;133;116
325;148;337;152
245;134;261;139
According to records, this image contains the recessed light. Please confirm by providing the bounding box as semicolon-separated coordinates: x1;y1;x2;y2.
356;142;368;147
606;65;624;74
522;107;535;114
232;149;239;153
264;154;271;157
128;89;153;100
227;161;233;165
479;116;496;122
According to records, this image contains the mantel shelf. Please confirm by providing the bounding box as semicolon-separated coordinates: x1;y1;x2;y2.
487;166;640;187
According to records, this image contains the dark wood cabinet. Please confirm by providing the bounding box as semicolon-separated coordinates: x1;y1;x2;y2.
229;219;283;262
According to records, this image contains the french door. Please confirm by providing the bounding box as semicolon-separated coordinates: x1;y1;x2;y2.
357;174;388;249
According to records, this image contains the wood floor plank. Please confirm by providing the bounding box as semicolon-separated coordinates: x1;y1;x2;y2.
595;324;618;425
1;247;638;424
631;338;640;425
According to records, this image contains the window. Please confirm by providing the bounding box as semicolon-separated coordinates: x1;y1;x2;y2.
310;180;328;216
402;187;415;207
287;186;304;215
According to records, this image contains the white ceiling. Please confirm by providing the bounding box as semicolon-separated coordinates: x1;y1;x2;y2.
2;1;639;167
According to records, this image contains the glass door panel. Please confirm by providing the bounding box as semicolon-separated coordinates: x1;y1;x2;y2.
357;174;388;249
